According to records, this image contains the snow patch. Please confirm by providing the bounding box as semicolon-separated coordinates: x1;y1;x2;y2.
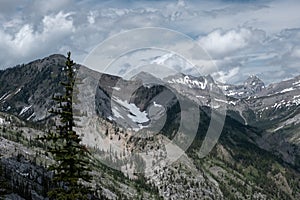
219;85;229;90
214;98;236;105
226;91;237;96
293;95;300;99
113;97;149;123
293;80;300;86
292;98;300;106
14;88;22;94
260;107;269;112
273;125;284;132
280;87;294;93
214;98;227;104
112;86;121;91
153;101;163;108
168;76;207;89
112;107;124;119
272;102;282;109
229;101;237;105
19;105;32;116
107;116;114;121
271;97;300;110
211;104;220;109
0;93;9;101
0;92;11;101
26;112;35;121
132;124;149;132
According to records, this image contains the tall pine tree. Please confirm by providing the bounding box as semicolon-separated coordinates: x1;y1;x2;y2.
41;52;92;200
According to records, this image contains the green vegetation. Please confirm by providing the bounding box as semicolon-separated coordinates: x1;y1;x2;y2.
39;52;92;200
0;158;11;198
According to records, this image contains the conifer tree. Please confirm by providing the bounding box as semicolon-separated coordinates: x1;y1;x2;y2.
41;52;92;200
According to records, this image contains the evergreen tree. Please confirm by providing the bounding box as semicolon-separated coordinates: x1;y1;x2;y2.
40;52;92;200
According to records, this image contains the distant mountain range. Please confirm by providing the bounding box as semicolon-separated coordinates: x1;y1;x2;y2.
0;54;300;199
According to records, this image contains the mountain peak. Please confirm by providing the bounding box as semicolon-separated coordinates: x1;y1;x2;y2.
244;75;265;92
245;75;263;83
48;54;66;59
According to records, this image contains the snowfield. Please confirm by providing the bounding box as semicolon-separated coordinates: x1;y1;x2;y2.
112;97;149;124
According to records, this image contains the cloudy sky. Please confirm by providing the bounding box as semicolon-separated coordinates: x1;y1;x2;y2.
0;0;300;84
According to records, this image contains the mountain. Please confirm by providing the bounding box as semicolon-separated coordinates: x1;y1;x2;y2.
0;54;66;122
217;75;265;99
0;54;300;199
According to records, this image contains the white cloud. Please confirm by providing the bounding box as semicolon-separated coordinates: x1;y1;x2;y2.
0;11;74;66
29;0;72;15
290;46;300;58
198;27;265;58
87;11;97;24
212;67;240;83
